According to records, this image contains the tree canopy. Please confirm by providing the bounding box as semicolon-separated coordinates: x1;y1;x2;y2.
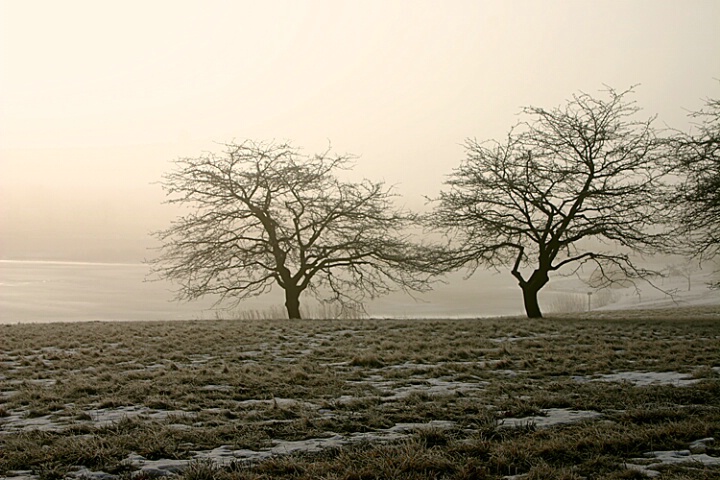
150;141;432;319
429;88;672;318
671;95;720;283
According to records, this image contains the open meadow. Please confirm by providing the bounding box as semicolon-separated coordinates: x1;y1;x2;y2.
1;307;720;479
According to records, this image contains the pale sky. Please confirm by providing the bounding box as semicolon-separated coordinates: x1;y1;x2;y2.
1;0;719;262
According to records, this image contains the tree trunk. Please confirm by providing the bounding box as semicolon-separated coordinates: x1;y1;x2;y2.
284;287;302;319
521;284;543;318
520;270;549;319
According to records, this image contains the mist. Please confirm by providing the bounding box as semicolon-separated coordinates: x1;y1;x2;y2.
1;1;719;317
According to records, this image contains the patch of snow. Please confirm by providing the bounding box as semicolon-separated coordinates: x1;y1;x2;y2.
690;437;715;454
1;405;194;433
201;384;234;392
64;467;116;480
0;389;19;399
321;361;350;367
146;409;191;422
1;471;37;480
349;376;487;402
344;421;456;445
121;420;458;475
116;360;141;367
0;412;62;432
167;423;193;431
324;395;359;406
85;405;153;426
238;350;263;357
625;448;720;477
381;378;487;400
390;420;456;432
501;408;603;428
386;362;438;371
490;335;547;343
188;354;215;365
328;329;358;337
196;444;273;463
268;435;347;456
235;397;319;410
128;453;188;476
24;378;57;387
575;371;699;387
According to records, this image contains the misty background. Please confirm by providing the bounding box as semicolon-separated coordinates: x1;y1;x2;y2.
1;1;719;320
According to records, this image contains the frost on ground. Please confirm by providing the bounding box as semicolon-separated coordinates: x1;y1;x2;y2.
500;408;603;429
348;376;488;401
1;311;719;479
2;421;460;480
0;405;191;433
192;421;457;466
573;371;700;387
625;438;720;478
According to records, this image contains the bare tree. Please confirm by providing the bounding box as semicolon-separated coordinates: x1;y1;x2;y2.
150;141;431;319
670;95;720;286
429;88;671;318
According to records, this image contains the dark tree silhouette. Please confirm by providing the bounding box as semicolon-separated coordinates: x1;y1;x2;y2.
150;141;432;319
671;95;720;285
429;88;671;318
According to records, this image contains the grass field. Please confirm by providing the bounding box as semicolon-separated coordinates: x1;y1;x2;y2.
1;306;719;479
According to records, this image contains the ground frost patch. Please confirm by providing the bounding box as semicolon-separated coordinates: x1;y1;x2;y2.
500;408;604;428
0;404;195;433
574;371;701;387
625;438;720;477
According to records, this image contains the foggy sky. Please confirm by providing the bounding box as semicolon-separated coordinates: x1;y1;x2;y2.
1;0;719;262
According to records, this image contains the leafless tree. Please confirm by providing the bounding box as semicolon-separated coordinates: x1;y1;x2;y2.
429;88;672;318
670;95;720;286
150;141;432;319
